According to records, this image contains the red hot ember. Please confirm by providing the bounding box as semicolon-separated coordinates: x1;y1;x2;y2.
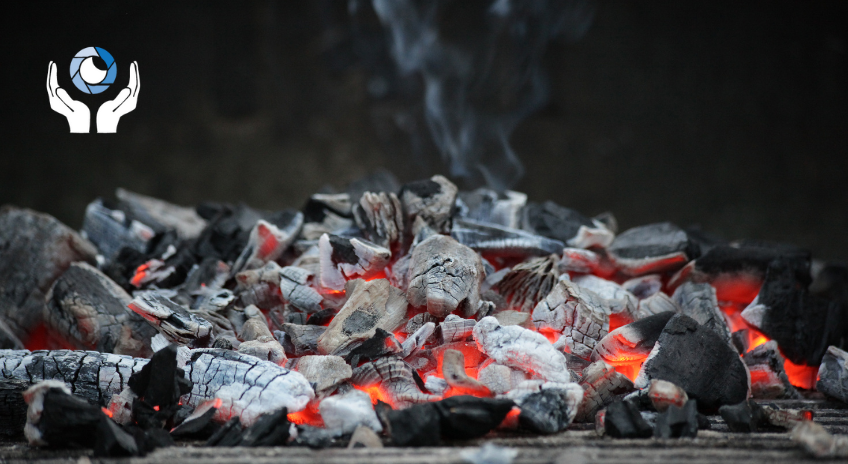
1;173;847;454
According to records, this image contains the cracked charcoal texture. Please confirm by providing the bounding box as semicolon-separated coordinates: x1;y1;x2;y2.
672;282;732;343
45;262;156;357
0;207;98;339
636;314;749;412
817;346;848;404
451;218;565;258
496;254;559;313
532;280;609;360
407;234;484;318
518;386;583;434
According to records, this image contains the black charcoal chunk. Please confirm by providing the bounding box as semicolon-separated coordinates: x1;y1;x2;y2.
293;424;334;449
130;426;174;455
636;314;748;412
170;405;219;439
518;389;580;434
671;282;731;343
205;417;244;447
653;400;698;438
719;400;766;433
0;379;28;436
817;346;848;403
399;175;457;235
604;401;653;439
94;415;138;457
592;312;676;367
82;198;153;262
37;388;103;448
385;403;443;446
433;396;514;440
688;242;810;284
128;345;192;414
240;408;291;447
607;222;696;275
521;201;613;248
0;320;24;350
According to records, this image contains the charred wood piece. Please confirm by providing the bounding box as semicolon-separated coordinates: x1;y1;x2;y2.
402;322;435;358
635;292;680;320
319;389;382;433
634;314;749;412
352;356;439;407
318;234;391;291
0;207;97;338
353;191;404;251
407;234;484;318
399;175;458;235
317;279;407;356
405;312;440;335
744;340;800;399
817;345;848;404
277;324;326;357
456;188;526;229
495;254;559;313
604;400;653;438
81;199;154;262
623;274;663;300
438;315;476;344
473;316;575;384
559;248;603;274
671;282;732;343
295;355;353;393
573;274;639;324
45;262;156;357
116;188;207;240
129;292;213;346
517;384;584;434
521;201;614;249
441;349;490;396
237;336;286;365
591;312;676;377
452;218;565;258
653;400;698;438
575;361;634;423
230;215;303;276
532;280;610;360
607;222;696;276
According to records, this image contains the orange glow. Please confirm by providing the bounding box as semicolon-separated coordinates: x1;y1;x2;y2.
611;361;644;382
213;398;223;409
498;406;521;429
256;224;279;258
608;313;633;332
363;271;387;282
287;405;323;427
433;342;485;376
711;274;762;305
353;384;392;407
749;334;769;350
130;263;150;287
537;327;560;344
23;323;75;351
782;356;819;390
153;405;160;411
101;407;113;418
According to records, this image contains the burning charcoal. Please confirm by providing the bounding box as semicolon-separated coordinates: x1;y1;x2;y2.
0;207;98;339
129;291;213;346
352;356;439;407
81;199;154;262
623;274;663;300
517;385;584;434
205;417;243;447
634;314;749;411
575;361;635;422
635;292;680;320
671;282;732;343
318;234;391;291
405;312;440;335
239;305;274;342
607;222;696;276
741;259;846;368
23;381;103;447
433;395;515;439
653;400;698;438
347;424;383;448
559;248;603;274
439;315;477;344
473;316;575;384
759;405;812;429
521;201;614;249
319;389;382;433
230;215;303;276
719;399;766;433
344;326;401;366
648;379;688;413
604;400;653;438
478;363;516;395
353;191;404;251
573;274;639;325
441;348;490;396
457;189;527;229
425;375;449;396
279;323;326;356
235;262;287;309
239;407;292;447
318;279;407;356
493;310;531;327
295;355;352;393
128;345;192;422
532;279;610;360
402;321;435;357
94;416;139;457
169;400;219;439
407;234;484;318
384;402;443;446
399;175;458;235
452;218;565;258
744;341;800;399
817;345;848;403
44;262;155;357
116;188;207;239
791;420;848;459
279;266;323;313
591;312;676;382
495;255;559;313
303;193;353;222
238;336;286;365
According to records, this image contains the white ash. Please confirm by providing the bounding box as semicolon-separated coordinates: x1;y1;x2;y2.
318;389;382;434
573;274;638;323
231;216;303;276
478;363;523;395
237;336;286;365
439;315;477;344
401;322;435;358
128;291;213;346
424;375;449;396
295;355;353;393
648;379;688;412
496;254;560;313
622;274;663;299
353;191;404;250
531;280;609;360
407;234;484;318
493;310;531;327
559;248;602;274
635;292;679;320
671;282;732;343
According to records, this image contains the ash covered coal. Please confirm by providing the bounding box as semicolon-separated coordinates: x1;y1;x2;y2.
1;171;847;452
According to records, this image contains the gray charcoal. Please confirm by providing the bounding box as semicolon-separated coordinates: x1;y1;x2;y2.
493;310;531;327
405;312;439;336
671;282;732;343
532;279;609;360
607;222;695;276
278;324;326;356
317;279;407;356
0;207;98;338
318;234;391;291
441;348;490;395
399;175;458;235
0;320;24;350
353;191;404;251
477;363;516;395
591;312;676;374
518;385;584;434
622;274;663;300
347;424;383;448
559;248;603;274
352;356;438;407
457;188;526;229
791;420;848;459
319;389;382;433
401;322;435;357
604;400;653;438
520;201;614;249
635;292;680;320
237;336;286;365
438;315;476;344
653;400;698;438
115;188;207;239
573;274;639;324
648;379;688;413
296;355;353;393
128;292;213;346
718;399;765;433
635;314;749;411
452;218;565;258
744;340;800;399
407;234;484;318
45;262;155;357
279;266;323;313
575;361;634;422
817;345;848;403
235;261;286;309
496;255;559;313
231;215;303;276
81;199;154;262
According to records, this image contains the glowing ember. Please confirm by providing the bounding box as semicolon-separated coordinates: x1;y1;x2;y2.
782;356;819;390
101;407;113;418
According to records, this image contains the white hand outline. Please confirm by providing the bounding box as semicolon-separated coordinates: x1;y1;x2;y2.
47;61;90;133
96;61;140;133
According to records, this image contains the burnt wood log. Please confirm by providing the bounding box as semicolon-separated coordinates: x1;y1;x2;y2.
115;188;207;240
81;199;154;263
0;206;98;339
495;255;559;313
457;188;526;229
353;191;404;252
399;175;458;235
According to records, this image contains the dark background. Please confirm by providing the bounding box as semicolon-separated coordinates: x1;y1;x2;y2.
1;1;846;260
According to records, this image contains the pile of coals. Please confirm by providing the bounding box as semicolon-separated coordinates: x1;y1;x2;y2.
1;172;847;458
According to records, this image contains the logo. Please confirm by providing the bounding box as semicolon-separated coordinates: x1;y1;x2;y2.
70;47;117;94
47;47;139;133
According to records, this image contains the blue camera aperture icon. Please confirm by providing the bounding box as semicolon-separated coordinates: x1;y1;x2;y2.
70;47;117;94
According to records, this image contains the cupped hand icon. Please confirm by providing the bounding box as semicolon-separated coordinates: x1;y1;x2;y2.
96;61;140;133
47;61;90;133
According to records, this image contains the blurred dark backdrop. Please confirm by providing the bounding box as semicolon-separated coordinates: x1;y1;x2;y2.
1;1;846;260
